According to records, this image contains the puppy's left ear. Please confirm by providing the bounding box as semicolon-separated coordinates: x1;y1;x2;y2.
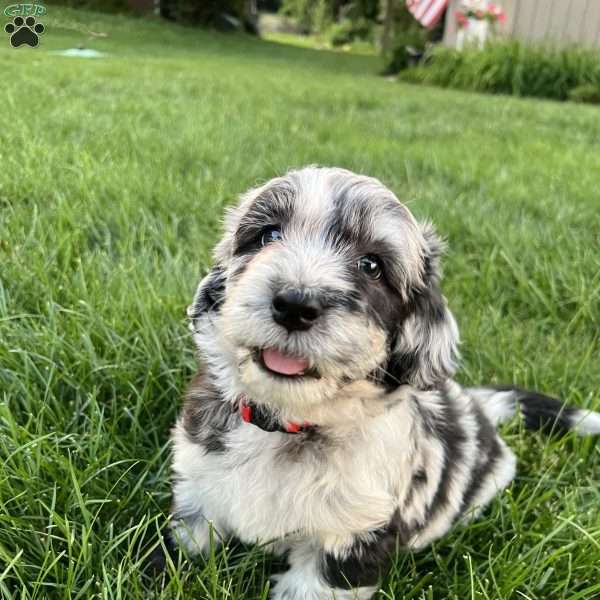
187;265;226;324
389;223;459;389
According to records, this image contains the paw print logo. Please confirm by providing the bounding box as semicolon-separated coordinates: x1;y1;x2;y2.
4;15;45;48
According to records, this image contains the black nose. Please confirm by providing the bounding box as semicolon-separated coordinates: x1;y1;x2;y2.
271;290;323;331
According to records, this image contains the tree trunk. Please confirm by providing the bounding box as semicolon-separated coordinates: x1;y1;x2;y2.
381;0;397;57
243;0;259;35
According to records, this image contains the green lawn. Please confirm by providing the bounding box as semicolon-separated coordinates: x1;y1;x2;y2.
1;6;600;599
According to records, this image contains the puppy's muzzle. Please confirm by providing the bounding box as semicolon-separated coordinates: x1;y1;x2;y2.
271;289;324;332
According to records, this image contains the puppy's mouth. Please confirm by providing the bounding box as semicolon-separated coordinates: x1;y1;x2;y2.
253;348;321;380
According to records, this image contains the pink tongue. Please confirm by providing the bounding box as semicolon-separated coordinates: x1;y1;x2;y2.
262;348;309;376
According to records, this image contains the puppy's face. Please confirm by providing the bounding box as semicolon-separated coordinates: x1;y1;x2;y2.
190;168;458;409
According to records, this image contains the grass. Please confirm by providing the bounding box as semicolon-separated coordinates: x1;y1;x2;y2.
261;31;376;56
1;6;599;599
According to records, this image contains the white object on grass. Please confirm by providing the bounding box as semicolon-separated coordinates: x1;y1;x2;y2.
53;48;106;58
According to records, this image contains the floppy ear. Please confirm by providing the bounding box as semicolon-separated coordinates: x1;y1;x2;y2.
389;224;459;389
186;265;226;325
186;197;250;326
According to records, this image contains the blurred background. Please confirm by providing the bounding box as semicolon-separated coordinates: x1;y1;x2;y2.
51;0;600;103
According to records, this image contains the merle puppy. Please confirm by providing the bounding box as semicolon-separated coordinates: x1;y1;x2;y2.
167;166;599;599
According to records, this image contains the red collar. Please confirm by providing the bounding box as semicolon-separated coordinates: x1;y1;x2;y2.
238;397;315;434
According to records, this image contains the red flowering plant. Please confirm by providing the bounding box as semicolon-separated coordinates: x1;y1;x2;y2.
455;3;506;29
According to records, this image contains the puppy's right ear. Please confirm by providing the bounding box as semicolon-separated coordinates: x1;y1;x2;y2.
186;265;226;322
387;223;459;390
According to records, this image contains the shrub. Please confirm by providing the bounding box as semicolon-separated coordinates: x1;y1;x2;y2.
381;27;429;75
60;0;250;28
381;3;445;75
280;0;333;34
280;0;378;36
328;17;372;46
397;40;600;103
57;0;130;12
160;0;246;27
568;84;600;104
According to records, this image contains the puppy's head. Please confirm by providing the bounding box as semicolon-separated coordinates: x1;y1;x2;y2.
189;167;458;409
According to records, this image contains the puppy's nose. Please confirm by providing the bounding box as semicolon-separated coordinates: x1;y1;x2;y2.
271;290;323;331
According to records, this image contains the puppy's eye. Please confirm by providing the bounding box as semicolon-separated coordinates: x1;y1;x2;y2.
357;255;382;280
260;226;283;246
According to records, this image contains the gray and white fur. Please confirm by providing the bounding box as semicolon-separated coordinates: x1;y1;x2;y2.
164;166;599;599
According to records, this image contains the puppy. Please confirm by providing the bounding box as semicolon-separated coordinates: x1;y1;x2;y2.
167;166;599;599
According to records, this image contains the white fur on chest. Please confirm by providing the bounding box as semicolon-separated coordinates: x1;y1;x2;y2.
172;403;416;545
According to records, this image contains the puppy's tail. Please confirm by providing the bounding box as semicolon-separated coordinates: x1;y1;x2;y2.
467;385;600;436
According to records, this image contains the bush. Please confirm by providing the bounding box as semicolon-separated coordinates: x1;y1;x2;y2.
61;0;251;28
381;3;445;75
328;17;372;46
568;84;600;104
57;0;130;12
397;40;600;103
160;0;246;27
278;0;375;46
381;27;429;75
280;0;333;34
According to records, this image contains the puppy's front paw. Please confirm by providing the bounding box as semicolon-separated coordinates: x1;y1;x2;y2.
271;572;372;600
270;572;331;600
170;515;220;557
